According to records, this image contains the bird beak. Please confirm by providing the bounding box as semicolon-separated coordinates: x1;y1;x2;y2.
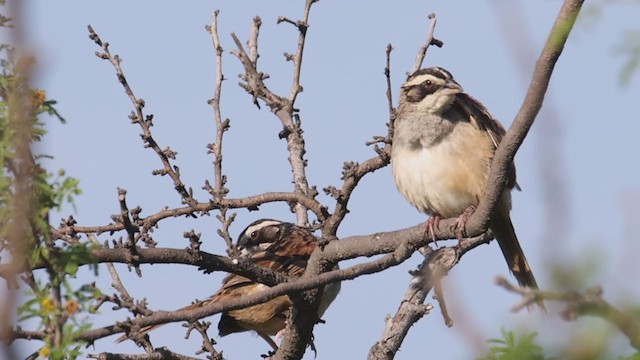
441;79;463;95
236;245;249;257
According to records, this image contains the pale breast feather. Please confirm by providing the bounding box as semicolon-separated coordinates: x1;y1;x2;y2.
391;123;494;217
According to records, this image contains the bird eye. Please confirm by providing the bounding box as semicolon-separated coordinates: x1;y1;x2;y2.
424;80;432;86
250;231;257;239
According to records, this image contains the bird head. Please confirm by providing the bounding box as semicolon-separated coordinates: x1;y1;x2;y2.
400;67;463;114
236;219;292;256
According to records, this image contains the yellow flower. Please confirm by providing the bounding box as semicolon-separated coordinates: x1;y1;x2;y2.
38;345;50;358
65;299;79;315
41;297;55;314
32;89;47;107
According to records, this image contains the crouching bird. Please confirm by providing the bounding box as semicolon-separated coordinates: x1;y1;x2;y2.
116;219;341;351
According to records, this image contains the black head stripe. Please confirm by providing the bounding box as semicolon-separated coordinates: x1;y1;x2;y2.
237;218;287;248
404;84;429;102
407;67;452;82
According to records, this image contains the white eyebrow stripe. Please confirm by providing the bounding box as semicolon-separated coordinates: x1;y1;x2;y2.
403;74;441;87
243;220;282;237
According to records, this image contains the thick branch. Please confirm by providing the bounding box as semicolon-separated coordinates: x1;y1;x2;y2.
466;0;584;232
89;348;203;360
368;234;491;360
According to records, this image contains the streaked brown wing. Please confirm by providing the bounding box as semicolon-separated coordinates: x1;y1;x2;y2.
455;93;519;191
250;226;317;277
212;225;318;336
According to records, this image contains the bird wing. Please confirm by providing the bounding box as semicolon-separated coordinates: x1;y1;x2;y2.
455;93;519;191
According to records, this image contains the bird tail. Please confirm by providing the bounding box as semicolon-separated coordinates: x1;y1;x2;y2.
490;213;539;290
114;301;204;343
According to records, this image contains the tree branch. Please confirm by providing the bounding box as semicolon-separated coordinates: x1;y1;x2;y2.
466;0;584;233
87;26;198;207
496;277;640;350
411;13;443;73
230;2;318;227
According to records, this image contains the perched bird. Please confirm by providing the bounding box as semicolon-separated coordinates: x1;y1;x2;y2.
391;67;539;289
117;219;340;350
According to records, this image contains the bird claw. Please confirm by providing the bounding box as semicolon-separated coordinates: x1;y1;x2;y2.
450;206;476;241
425;215;441;246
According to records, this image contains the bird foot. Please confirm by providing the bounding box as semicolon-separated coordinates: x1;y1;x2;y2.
425;215;441;246
449;206;476;241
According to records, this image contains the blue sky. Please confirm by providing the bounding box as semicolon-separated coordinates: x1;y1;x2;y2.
12;0;640;359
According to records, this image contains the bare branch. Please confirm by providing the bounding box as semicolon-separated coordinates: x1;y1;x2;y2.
186;321;224;360
322;153;390;236
248;16;262;66
282;0;317;104
368;233;491;359
206;11;236;252
230;2;318;227
411;13;443;73
89;348;203;360
87;26;198;207
47;191;329;242
384;44;396;132
466;0;584;233
116;188;137;246
207;10;229;203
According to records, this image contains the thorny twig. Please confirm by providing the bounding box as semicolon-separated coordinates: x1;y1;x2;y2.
321;28;399;237
230;0;318;227
87;26;198;208
185;321;224;360
87;234;151;317
206;10;236;252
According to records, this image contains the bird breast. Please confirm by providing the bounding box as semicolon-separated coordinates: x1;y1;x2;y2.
391;121;495;217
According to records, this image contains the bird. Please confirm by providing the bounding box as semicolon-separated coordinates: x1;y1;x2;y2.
391;66;539;289
116;219;341;350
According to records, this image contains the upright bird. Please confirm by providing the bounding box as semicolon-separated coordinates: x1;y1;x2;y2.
116;219;340;350
391;67;538;289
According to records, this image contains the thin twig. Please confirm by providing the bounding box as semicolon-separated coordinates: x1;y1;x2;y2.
384;44;396;133
321;39;397;237
206;10;236;251
230;25;316;227
116;188;137;245
186;321;224;360
87;26;198;207
411;13;443;73
248;16;262;66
